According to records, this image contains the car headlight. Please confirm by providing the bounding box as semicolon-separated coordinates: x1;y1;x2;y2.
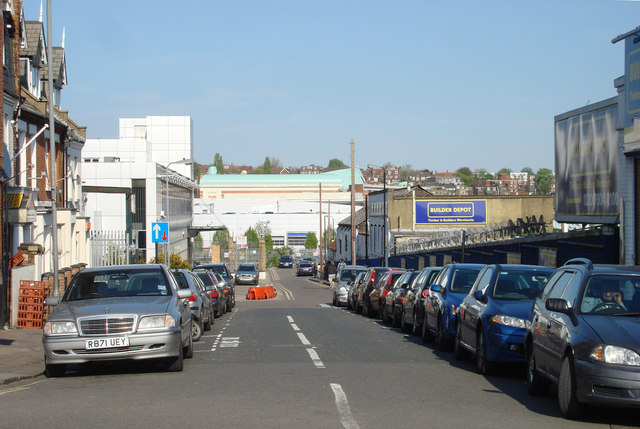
138;314;176;331
43;321;78;335
490;314;528;329
338;286;347;294
590;345;640;366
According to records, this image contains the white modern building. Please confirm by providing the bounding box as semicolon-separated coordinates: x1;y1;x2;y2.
82;116;197;264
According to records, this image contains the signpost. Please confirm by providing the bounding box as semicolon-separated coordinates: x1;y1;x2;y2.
152;222;169;243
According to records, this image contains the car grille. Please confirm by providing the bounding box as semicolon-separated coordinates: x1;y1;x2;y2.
72;345;148;354
79;317;136;335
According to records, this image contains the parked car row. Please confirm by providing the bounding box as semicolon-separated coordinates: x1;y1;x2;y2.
334;259;640;419
42;263;240;377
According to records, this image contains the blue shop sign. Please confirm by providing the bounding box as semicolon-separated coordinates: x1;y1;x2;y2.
416;200;486;224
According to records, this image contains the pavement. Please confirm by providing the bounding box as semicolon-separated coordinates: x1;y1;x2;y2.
0;327;44;385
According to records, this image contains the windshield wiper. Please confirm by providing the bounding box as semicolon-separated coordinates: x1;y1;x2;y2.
612;312;640;317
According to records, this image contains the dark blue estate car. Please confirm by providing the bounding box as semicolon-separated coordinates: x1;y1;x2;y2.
525;258;640;419
454;264;554;374
423;263;485;350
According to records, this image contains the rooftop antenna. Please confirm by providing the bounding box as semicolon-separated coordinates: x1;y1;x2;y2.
61;26;65;48
39;0;43;22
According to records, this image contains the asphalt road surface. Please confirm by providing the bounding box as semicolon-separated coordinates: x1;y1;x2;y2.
0;268;638;429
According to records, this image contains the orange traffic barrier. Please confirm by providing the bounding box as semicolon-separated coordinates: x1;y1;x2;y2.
246;286;277;300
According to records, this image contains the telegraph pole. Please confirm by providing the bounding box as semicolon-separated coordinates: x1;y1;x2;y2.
47;0;59;296
350;139;356;265
318;182;323;277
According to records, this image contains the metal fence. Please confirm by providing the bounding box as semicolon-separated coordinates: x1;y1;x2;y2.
89;230;130;267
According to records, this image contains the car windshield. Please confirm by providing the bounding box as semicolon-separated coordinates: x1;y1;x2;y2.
450;268;482;293
281;256;292;261
340;269;366;282
300;263;313;268
64;269;172;301
195;271;215;287
237;265;257;273
491;270;552;300
580;275;640;315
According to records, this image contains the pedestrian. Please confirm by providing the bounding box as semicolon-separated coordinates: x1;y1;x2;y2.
324;260;330;281
328;260;337;284
338;258;346;270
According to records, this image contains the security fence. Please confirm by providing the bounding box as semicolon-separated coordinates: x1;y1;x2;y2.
89;230;130;267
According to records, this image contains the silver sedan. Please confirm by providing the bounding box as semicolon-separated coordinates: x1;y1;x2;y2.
42;264;193;376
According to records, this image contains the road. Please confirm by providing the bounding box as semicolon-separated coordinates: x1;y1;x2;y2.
0;268;638;429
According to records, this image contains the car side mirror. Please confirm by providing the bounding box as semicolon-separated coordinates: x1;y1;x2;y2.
45;296;60;306
430;284;441;294
176;289;192;299
545;298;571;314
473;290;485;302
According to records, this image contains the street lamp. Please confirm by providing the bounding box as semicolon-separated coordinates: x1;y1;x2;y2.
164;158;193;266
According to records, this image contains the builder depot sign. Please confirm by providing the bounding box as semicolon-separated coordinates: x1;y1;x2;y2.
416;200;486;225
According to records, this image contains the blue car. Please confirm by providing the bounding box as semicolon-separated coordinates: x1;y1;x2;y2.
454;264;554;374
423;263;485;350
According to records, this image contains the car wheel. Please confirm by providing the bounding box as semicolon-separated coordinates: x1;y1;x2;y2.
333;295;337;306
44;363;66;377
381;306;389;324
166;341;184;372
558;355;586;419
412;312;420;336
454;323;470;360
422;314;434;343
191;318;203;342
184;328;194;359
401;310;410;332
526;348;550;395
204;311;212;331
475;329;492;374
435;316;450;351
356;301;362;314
392;308;401;328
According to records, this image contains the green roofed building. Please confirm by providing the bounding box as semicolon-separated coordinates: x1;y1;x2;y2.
199;167;365;201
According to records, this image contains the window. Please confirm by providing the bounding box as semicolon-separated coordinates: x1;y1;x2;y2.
547;271;575;301
471;267;493;295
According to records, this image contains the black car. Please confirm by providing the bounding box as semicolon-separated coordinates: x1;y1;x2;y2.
193;264;235;311
525;258;640;419
279;255;294;268
402;267;442;336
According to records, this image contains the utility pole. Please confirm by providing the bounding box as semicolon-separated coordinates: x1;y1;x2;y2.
350;139;356;265
318;182;322;277
47;0;59;296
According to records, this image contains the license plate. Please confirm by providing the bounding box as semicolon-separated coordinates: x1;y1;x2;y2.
85;337;129;350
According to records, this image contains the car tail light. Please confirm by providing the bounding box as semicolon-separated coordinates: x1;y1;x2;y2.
188;293;197;302
400;293;406;302
369;270;376;283
382;290;390;298
422;290;429;299
223;287;229;295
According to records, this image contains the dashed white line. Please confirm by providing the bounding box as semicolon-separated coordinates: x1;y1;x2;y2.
330;383;361;429
291;323;300;331
297;332;311;345
306;348;325;368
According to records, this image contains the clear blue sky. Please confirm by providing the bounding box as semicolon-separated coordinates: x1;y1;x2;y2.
25;0;639;173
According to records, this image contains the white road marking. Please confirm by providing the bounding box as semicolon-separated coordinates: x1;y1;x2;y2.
306;348;325;368
297;332;311;345
220;337;240;347
291;323;300;331
287;316;294;323
330;383;361;429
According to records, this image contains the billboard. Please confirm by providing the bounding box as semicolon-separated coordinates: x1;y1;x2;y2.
554;100;619;223
415;200;486;224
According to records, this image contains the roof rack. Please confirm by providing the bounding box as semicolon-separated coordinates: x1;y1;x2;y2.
563;258;593;270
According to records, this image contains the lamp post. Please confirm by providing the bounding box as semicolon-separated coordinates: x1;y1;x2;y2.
164;158;192;266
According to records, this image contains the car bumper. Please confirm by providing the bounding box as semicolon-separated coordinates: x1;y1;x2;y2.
235;277;258;284
297;270;313;276
43;328;183;365
486;325;526;363
336;292;348;305
574;359;640;408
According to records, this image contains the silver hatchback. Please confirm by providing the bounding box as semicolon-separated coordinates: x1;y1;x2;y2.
42;265;193;376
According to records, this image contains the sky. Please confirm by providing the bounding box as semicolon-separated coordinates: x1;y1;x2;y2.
24;0;640;174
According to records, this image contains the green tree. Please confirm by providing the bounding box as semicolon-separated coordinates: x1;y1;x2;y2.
212;229;230;250
535;168;554;194
263;157;272;174
497;168;512;175
456;167;473;177
193;162;202;179
521;167;534;175
194;234;203;251
244;227;259;247
328;158;347;169
214;153;224;174
304;232;318;250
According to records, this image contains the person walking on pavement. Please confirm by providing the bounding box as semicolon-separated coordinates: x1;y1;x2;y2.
328;260;337;284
